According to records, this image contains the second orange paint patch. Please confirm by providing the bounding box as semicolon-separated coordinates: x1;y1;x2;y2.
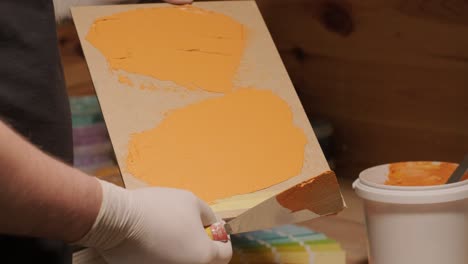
126;88;308;203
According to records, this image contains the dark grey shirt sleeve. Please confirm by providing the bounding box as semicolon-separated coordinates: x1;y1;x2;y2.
0;1;73;263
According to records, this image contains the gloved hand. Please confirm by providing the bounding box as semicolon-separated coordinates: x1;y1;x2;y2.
74;179;232;264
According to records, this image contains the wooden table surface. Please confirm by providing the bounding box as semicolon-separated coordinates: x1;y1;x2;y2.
302;176;369;264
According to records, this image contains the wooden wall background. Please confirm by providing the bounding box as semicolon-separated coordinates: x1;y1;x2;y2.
58;0;468;179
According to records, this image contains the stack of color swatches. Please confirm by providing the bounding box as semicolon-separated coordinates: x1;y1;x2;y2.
230;224;345;264
70;95;116;174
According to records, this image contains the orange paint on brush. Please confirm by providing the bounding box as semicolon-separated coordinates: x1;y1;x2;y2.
86;5;247;93
385;161;468;186
276;171;344;215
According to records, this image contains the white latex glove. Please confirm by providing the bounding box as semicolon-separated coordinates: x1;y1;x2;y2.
75;179;232;264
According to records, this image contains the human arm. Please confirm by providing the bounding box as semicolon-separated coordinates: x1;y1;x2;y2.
0;120;101;242
0;120;231;263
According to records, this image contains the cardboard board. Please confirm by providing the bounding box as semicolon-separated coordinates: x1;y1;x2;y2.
71;1;342;219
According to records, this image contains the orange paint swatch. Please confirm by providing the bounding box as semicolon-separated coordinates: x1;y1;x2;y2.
385;161;468;186
276;171;343;215
126;88;308;203
86;6;247;93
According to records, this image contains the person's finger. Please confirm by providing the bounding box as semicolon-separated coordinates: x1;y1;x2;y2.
163;0;193;5
210;240;233;264
197;198;218;226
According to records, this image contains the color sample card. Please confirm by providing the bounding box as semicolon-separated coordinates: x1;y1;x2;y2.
231;225;346;264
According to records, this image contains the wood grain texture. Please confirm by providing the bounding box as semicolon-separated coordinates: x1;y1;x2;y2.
60;0;468;180
255;0;468;178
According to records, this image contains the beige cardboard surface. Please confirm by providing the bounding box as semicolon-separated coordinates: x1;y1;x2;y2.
71;1;336;219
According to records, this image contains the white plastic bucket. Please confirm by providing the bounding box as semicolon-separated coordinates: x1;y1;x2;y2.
353;162;468;264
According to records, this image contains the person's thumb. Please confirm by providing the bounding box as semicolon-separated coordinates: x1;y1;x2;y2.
197;198;218;226
210;240;233;264
196;197;232;263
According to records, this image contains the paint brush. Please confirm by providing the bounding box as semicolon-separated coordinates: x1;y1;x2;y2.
205;171;345;241
445;154;468;184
